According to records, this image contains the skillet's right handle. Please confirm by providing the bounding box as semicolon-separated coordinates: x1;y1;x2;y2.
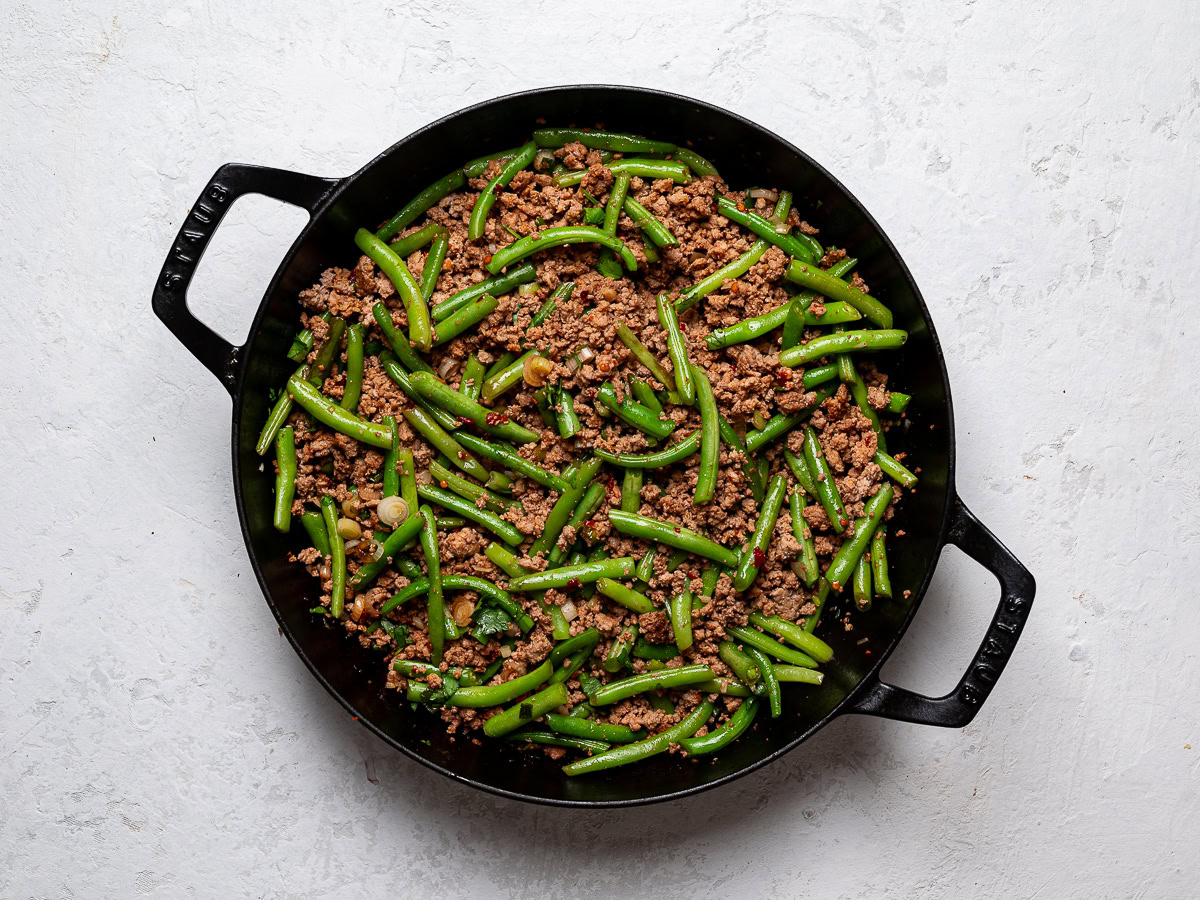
152;163;339;395
847;496;1035;727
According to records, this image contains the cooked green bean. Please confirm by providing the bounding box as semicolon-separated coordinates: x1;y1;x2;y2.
484;543;570;639
562;700;713;775
533;128;676;154
596;431;700;468
607;509;738;567
287;311;330;362
480;349;542;403
716;414;764;503
827;255;858;278
725;625;817;668
701;564;722;598
256;365;305;456
416;505;445;662
376;171;465;240
460;355;485;401
604;171;631;236
779;329;908;368
273;426;297;533
435;515;466;529
371;303;435;375
419;231;449;305
657;293;694;404
286;376;392;449
417;483;524;546
452;432;568;490
486;227;636;274
433;263;537;323
447;659;553;708
875;450;918;488
595;382;676;439
349;515;422;591
789;490;820;588
462;145;527;178
780;296;809;352
468;141;537;240
705;302;790;350
588;664;713;706
718;641;761;686
379;355;460;430
548;628;601;685
604;623;639;673
773;665;824;685
803;425;848;533
623;196;677;247
806;301;864;326
629;378;663;415
853;553;872;611
731;474;787;591
621;468;643;513
395;448;418;516
483;682;570;737
531;281;574;329
429;459;515;514
299;510;331;557
783;448;816;497
887;392;911;414
716;196;818;263
528;456;603;558
803;578;832;634
393;658;482;686
306;316;346;385
671;147;717;177
632;638;679;661
394;556;424;580
382;222;449;260
675;240;769;312
825;485;893;592
747;612;834;663
379;417;401;499
548;481;607;565
545;713;638;743
508;731;609;753
844;359;886;452
678;696;758;755
744;645;781;717
669;589;694;651
433;293;500;345
320;495;346;617
508;557;635;592
401;407;488;482
784;260;894;328
799;364;837;390
692;678;754;697
556;387;582;439
380;573;532;631
614;322;676;389
634;546;657;583
408;371;538;444
744;385;835;454
355;229;432;351
871;525;892;599
595;578;654;613
553;159;690;188
339;324;365;411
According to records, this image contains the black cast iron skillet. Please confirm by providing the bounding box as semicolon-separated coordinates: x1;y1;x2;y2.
153;85;1035;807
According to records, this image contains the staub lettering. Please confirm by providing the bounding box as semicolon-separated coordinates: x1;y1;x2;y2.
161;180;231;295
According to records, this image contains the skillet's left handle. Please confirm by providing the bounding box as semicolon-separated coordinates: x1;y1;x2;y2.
152;164;339;395
846;496;1035;727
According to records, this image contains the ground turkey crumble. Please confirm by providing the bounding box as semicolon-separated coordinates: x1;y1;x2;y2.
278;140;909;759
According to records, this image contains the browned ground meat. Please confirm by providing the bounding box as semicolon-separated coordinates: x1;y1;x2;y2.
279;149;905;753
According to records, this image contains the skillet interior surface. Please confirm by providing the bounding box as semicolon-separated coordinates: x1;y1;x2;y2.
231;86;954;805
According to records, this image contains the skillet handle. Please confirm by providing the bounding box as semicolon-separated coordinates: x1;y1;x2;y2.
152;164;339;395
846;496;1035;727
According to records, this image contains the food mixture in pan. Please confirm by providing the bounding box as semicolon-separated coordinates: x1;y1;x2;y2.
258;127;917;774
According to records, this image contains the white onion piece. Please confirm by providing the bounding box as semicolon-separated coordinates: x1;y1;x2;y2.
566;355;581;375
377;496;410;526
533;148;555;170
499;644;513;658
344;539;361;552
577;345;595;363
336;518;362;540
371;541;386;561
437;356;460;379
747;188;778;201
561;600;578;621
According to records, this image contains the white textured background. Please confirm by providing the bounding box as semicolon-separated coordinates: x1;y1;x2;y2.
2;1;1197;897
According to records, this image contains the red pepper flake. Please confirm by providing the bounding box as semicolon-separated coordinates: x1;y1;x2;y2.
752;547;766;567
775;368;792;384
673;527;681;533
439;480;449;488
485;412;509;425
484;254;493;264
456;415;474;425
566;578;582;590
736;201;746;211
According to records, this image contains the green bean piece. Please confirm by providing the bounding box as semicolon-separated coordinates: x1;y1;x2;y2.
716;414;764;503
468;141;537;240
800;364;839;391
484;543;570;639
480;349;541;403
483;351;517;381
256;367;303;456
715;196;818;263
417;484;523;546
436;515;467;529
773;665;824;685
419;231;449;306
705;302;789;350
613;321;676;390
286;376;391;449
556;388;582;439
789;490;820;588
676;240;768;312
355;229;431;351
641;237;660;263
603;624;639;673
371;303;434;375
460;355;485;402
744;385;835;454
483;682;569;737
629;378;663;415
433;293;500;346
382;222;448;260
875;450;918;488
844;358;886;452
887;392;911;414
595;382;676;439
782;448;816;497
596;431;700;469
607;509;738;567
594;578;654;613
508;557;635;592
669;590;694;652
827;255;858;278
692;678;754;697
380;355;460;430
299;510;331;557
407;371;538;444
545;713;637;744
442;660;554;708
415;505;444;663
655;293;695;404
507;731;609;754
825;485;893;591
747;612;834;663
687;364;721;505
547;482;607;565
853;553;872;611
781;296;808;352
621;469;643;513
563;700;713;775
803;425;848;533
664;548;689;572
554;159;690;189
701;565;722;599
433;264;537;323
718;641;761;686
533;128;676;154
486;227;636;275
587;665;713;706
272;427;297;533
429;460;515;514
731;474;787;591
784;260;894;329
623;196;677;248
803;578;832;634
634;546;657;583
401;407;488;482
453;432;567;490
394;556;424;580
604;171;631;235
394;449;418;516
375;170;465;240
307;316;346;385
462;145;527;178
350;515;422;591
548;631;601;686
528;457;603;558
872;525;893;599
725;625;817;668
742;646;781;717
338;324;365;411
679;696;758;755
394;658;481;686
380;417;401;499
671;147;718;177
286;311;329;362
485;469;512;492
630;639;678;662
320;495;346;617
806;301;864;326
